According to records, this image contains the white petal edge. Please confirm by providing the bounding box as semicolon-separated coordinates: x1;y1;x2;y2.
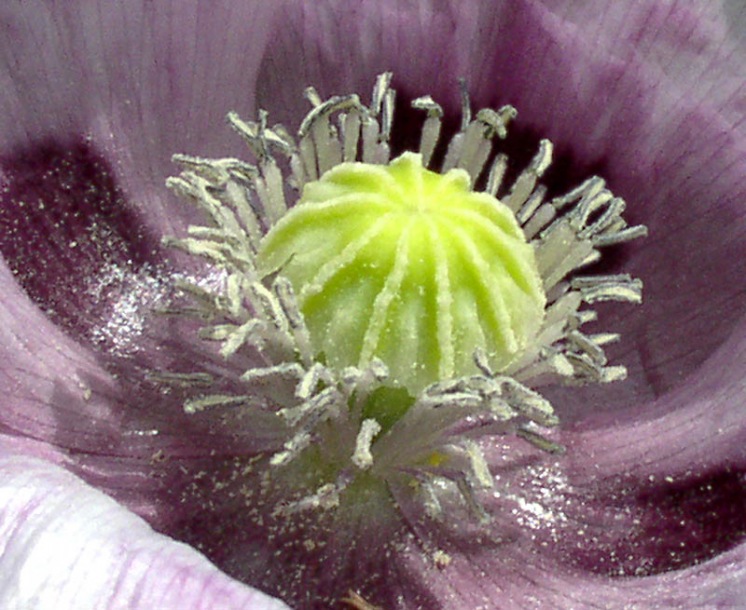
0;448;290;610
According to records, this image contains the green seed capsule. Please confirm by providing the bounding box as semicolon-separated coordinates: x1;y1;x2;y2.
257;152;546;394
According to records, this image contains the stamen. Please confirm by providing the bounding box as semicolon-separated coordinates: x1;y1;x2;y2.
456;477;490;523
485;152;509;197
371;73;393;117
241;362;305;384
341;590;384;610
227;110;293;160
270;431;313;466
361;113;389;165
303;86;323;108
499;377;558;427
411;96;443;167
296;362;334;400
516;427;565;454
571;274;643;304
516;185;548;225
458;78;472;131
589;332;621;346
255;157;288;224
476;106;517;139
521;201;556;240
278;386;340;428
592;224;648;247
453;114;498;185
463;440;493;489
147;370;214;387
183;394;250;415
163;73;646;526
274;481;343;515
352;419;382;470
380;88;396;146
504;139;553;212
219;319;264;358
567;330;608;366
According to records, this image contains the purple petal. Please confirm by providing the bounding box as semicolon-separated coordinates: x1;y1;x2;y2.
1;1;745;608
463;0;746;420
257;0;746;418
0;0;290;491
255;0;475;123
0;0;284;363
0;253;274;528
0;437;289;610
0;0;280;236
0;137;164;338
568;316;746;476
399;540;746;608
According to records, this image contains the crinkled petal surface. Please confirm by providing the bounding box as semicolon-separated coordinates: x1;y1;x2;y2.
0;0;745;609
0;437;289;610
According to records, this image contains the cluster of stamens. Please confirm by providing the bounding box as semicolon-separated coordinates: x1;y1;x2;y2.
162;73;645;519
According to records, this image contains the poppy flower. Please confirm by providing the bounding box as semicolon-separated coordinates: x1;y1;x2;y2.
1;1;745;609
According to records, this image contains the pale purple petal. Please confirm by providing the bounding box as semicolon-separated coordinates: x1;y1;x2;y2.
0;0;289;530
0;437;289;610
0;1;745;609
0;252;273;528
395;540;746;608
0;0;280;236
569;316;746;477
458;0;746;419
222;1;746;606
257;0;746;418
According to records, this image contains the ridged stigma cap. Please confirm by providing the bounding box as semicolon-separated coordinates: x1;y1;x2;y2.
257;152;546;394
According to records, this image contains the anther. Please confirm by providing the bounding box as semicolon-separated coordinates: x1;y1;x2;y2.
164;72;646;526
352;419;382;470
412;95;443;167
183;393;250;414
570;274;643;304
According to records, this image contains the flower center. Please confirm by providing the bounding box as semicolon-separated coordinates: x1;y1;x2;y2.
162;72;646;523
257;152;546;398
